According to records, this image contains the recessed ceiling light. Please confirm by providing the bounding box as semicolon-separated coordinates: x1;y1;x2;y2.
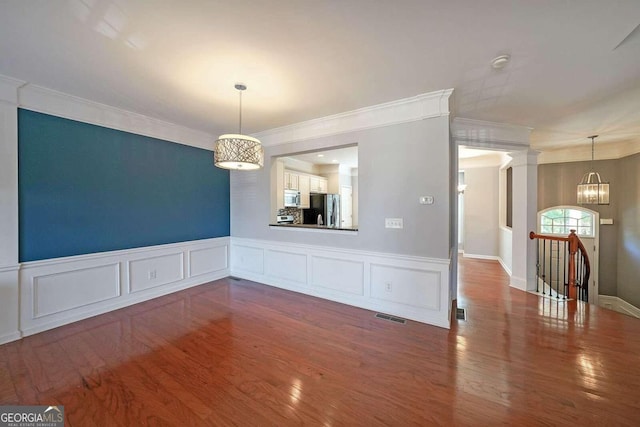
491;54;510;70
317;154;324;157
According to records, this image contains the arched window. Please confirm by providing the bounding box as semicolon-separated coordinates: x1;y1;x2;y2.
539;207;595;238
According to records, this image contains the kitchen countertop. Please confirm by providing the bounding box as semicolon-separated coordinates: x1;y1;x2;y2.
270;223;358;232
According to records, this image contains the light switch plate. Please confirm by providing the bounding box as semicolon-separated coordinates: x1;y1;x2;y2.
385;218;403;229
600;218;614;225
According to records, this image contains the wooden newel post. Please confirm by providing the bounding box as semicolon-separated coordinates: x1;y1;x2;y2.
567;230;578;299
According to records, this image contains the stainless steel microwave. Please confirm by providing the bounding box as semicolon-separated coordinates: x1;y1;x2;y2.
284;190;300;207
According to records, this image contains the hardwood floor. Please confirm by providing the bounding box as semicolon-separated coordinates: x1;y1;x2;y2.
2;258;640;426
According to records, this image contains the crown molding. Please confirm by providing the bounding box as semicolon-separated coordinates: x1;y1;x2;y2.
254;89;454;146
453;117;532;149
538;139;640;164
13;81;214;151
0;75;26;104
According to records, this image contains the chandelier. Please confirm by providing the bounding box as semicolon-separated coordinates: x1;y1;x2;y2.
577;135;609;205
214;84;264;170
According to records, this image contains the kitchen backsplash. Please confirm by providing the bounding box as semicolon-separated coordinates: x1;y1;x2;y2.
278;207;302;224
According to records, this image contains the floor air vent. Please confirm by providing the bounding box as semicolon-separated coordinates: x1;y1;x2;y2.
456;308;466;320
375;313;407;324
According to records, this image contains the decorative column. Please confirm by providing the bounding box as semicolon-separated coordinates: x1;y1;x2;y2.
0;75;23;344
509;149;539;291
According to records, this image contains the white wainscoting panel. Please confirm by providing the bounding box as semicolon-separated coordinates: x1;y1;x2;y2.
370;264;440;310
265;250;307;286
19;237;229;336
34;263;120;318
312;256;364;296
129;253;184;293
231;245;264;275
190;245;228;278
231;237;451;329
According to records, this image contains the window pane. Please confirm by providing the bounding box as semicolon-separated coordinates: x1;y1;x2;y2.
546;209;564;219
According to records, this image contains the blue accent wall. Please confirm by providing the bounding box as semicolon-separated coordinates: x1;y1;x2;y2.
18;109;229;262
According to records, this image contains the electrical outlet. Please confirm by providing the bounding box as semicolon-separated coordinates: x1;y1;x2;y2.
148;270;157;280
385;218;403;229
385;282;392;292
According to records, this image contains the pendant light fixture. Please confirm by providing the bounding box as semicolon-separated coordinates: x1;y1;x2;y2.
214;83;264;170
577;135;609;205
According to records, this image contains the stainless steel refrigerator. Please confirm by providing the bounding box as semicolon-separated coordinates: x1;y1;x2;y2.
303;194;340;227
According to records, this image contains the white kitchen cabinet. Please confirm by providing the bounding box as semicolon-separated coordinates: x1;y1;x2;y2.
309;176;328;193
298;175;310;208
318;178;328;194
284;171;299;190
309;177;319;193
290;173;299;190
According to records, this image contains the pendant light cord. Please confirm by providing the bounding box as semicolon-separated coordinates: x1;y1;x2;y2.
238;89;243;135
590;136;595;170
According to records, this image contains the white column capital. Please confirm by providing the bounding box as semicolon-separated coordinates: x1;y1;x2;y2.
508;149;540;167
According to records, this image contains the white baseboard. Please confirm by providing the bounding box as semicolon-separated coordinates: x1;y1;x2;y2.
19;237;230;337
462;253;498;261
0;331;21;345
497;257;512;276
230;237;452;329
509;275;527;291
598;295;640;319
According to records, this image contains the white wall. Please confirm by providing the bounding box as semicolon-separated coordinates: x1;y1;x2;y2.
463;167;499;259
498;227;513;275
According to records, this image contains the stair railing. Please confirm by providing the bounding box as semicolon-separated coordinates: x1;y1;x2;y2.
529;230;590;302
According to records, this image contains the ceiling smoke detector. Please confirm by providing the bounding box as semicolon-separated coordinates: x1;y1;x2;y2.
491;54;511;69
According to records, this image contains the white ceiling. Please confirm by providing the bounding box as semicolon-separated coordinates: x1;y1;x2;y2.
1;1;639;152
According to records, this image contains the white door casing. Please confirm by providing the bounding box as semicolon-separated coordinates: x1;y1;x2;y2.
340;186;353;227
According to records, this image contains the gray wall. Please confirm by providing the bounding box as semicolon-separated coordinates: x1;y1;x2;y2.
617;153;640;307
538;159;619;297
231;118;451;259
463;166;499;257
